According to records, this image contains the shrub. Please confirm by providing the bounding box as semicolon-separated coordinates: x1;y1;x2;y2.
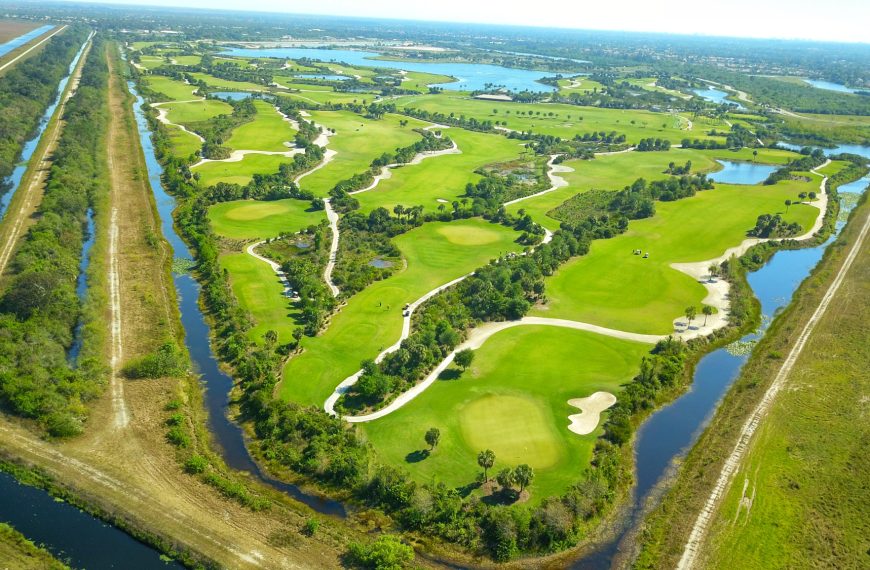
346;535;413;570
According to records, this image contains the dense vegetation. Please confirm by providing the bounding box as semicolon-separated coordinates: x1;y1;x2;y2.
0;38;108;437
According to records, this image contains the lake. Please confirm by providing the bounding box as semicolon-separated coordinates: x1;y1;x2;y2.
693;87;746;109
221;47;557;92
804;79;864;94
708;160;777;184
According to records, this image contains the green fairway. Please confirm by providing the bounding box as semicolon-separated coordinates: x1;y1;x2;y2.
817;159;851;177
163;99;232;124
506;146;799;230
138;55;166;70
298;111;430;196
174;54;202;66
208;198;324;239
401;71;457;92
279;219;523;406
362;326;651;500
144;75;198;101
165;124;202;158
226;100;296;152
354;128;528;212
392;93;717;144
194;153;292;187
532;177;821;334
220;252;300;345
189;72;268;92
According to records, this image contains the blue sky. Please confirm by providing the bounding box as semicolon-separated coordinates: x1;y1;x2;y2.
84;0;869;43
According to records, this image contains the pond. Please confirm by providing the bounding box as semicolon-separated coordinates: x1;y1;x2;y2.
368;257;394;268
571;175;868;568
0;24;54;58
209;90;253;101
220;47;557;92
708;160;777;185
692;87;745;109
294;73;349;81
803;79;864;94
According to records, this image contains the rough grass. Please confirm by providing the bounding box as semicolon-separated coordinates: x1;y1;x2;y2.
279;220;523;406
194;154;292;187
298;111;429;196
225;100;296;152
362;326;651;500
533;177;820;334
208;198;324;240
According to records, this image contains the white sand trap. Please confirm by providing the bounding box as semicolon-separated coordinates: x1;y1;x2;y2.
567;392;617;435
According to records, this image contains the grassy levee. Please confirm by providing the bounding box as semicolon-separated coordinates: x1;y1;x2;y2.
393;93;718;143
0;521;67;569
279;220;523;406
363;326;651;501
298;110;430;196
532;177;819;334
354;128;528;212
208;198;324;240
632;189;870;569
225;99;296;152
506;147;798;231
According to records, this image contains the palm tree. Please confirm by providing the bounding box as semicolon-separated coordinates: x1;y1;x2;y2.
478;450;495;482
702;305;714;326
685;305;697;327
513;464;534;494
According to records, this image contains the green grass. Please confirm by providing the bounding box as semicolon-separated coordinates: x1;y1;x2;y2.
138;55;167;70
392;93;716;144
557;76;607;95
298;111;430;196
144;75;198;101
194;154;292;187
189;72;268;92
279;219;523;406
816;159;850;177
208;198;324;240
362;326;651;500
165;124;202;158
401;71;457;92
174;54;201;66
226;100;296;152
506;147;800;231
532;177;821;334
163;99;232;124
220;253;299;345
280;88;376;106
354;128;529;213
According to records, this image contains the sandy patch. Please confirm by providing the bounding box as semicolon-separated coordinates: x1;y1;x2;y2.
567;392;617;435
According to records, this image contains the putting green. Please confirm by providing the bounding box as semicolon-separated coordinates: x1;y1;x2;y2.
533;177;821;334
225;100;296;152
298;110;430;196
437;223;503;245
208;199;324;240
362;326;651;500
194;154;292;187
459;394;562;469
279;219;523;406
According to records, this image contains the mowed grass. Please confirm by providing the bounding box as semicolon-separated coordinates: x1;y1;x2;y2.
194;154;291;187
279;220;523;406
226;100;296;151
188;72;268;92
144;75;198;101
165;124;201;158
507;147;799;231
363;326;651;500
298;111;430;196
392;93;717;144
816;159;851;177
532;177;821;334
208;198;324;240
220;253;299;345
282;88;375;106
699;216;870;570
355;128;528;212
163;99;232;124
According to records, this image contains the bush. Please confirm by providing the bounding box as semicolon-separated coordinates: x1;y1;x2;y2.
302;517;319;536
122;342;188;379
347;535;413;570
184;455;208;474
166;426;190;447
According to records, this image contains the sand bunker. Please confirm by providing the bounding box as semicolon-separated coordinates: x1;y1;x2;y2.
567;392;617;435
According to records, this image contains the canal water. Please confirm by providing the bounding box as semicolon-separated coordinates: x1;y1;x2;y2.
0;34;91;219
0;24;54;58
572;173;869;568
221;46;558;92
68;209;95;362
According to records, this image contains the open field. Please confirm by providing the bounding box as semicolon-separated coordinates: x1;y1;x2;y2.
298;110;430;195
700;223;870;569
355;127;529;212
225;99;296;151
533;177;819;334
193;153;291;186
507;147;800;230
363;326;650;500
163;99;231;124
392;93;718;143
208;198;324;239
143;75;198;100
279;219;523;406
